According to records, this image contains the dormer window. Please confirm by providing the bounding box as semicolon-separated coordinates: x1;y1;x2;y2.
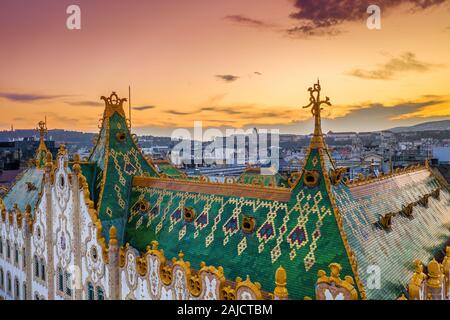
26;182;37;191
138;200;149;212
6;240;10;260
242;216;256;234
116;132;126;142
184;207;196;222
379;213;393;230
303;170;320;188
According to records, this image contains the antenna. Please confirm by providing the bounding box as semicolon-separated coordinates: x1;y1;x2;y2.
45;115;48;139
128;85;132;129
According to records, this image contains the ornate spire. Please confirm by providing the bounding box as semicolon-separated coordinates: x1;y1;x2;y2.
302;79;331;148
37;120;48;152
35;120;48;168
101;92;127;118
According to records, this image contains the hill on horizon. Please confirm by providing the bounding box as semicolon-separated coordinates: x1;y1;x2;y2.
389;119;450;133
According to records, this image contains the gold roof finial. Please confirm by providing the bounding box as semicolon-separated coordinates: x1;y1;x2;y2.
37;120;48;151
109;225;118;246
35;120;49;168
101;92;127;118
274;266;288;298
302;79;331;148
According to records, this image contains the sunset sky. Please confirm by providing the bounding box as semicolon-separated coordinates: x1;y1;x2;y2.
0;0;449;136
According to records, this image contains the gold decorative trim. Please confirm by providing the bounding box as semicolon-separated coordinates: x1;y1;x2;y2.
302;80;331;149
94;118;111;215
75;155;110;265
316;263;358;300
132;176;292;201
119;242;270;300
235;275;263;300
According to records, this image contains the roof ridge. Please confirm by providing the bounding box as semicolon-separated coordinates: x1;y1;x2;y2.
132;175;292;201
318;147;367;299
345;163;428;188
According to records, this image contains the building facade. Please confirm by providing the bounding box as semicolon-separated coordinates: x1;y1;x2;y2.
0;83;449;300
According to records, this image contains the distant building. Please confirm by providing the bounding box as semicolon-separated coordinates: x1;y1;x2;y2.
362;152;383;168
0;137;57;170
432;147;450;164
326;131;357;141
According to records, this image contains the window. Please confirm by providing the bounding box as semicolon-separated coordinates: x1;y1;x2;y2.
14;245;19;265
65;272;72;297
7;272;11;295
40;258;46;282
6;240;10;260
58;268;64;292
0;236;3;256
14;277;20;300
87;282;94;300
97;287;104;300
59;175;65;188
34;255;39;278
23;283;27;300
0;268;4;289
22;247;26;269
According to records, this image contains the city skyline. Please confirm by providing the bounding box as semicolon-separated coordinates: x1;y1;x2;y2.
1;0;449;136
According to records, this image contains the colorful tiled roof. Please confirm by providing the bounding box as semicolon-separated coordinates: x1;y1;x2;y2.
153;160;187;178
85;92;160;244
1;120;48;213
125;147;358;299
1;167;44;213
332;168;450;299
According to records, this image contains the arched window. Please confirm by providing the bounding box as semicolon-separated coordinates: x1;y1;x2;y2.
22;247;26;269
0;268;4;289
14;277;20;300
6;240;10;260
87;282;94;300
40;258;46;282
23;283;27;300
14;245;19;265
97;287;104;300
7;272;12;295
65;272;72;297
34;255;39;278
58;267;64;292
